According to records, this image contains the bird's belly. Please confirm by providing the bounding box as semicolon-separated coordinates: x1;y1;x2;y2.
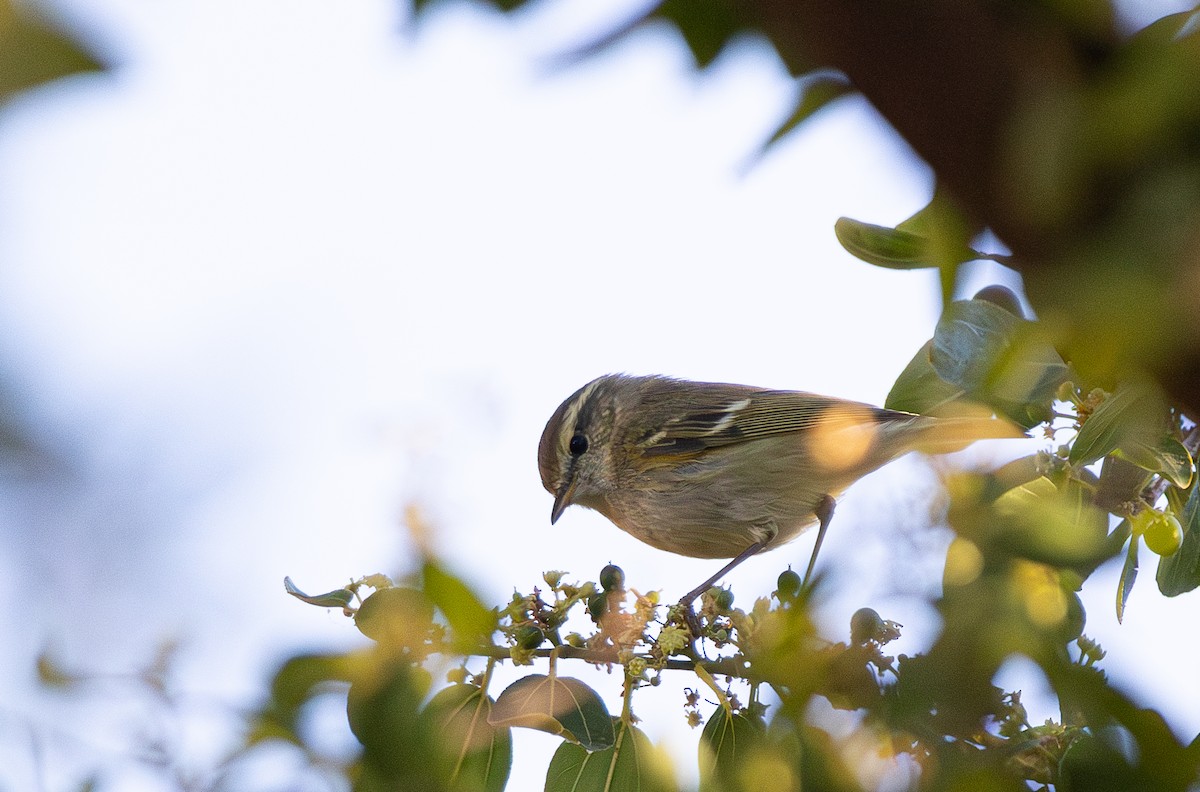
602;488;823;560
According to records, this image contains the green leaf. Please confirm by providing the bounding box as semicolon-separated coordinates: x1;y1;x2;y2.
758;74;852;154
283;576;355;609
836;187;987;276
1157;482;1200;596
0;0;103;105
931;299;1067;428
347;659;438;787
252;653;354;745
421;684;512;792
885;340;968;415
545;719;675;792
1121;435;1195;489
652;0;744;69
423;561;497;647
987;476;1110;568
489;674;615;751
930;299;1019;388
1069;383;1162;466
834;217;935;270
353;587;436;652
1116;532;1140;623
698;707;765;791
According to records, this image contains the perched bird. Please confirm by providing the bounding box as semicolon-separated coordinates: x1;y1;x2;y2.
538;374;1019;609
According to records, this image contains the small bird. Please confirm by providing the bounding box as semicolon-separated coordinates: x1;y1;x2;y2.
538;374;1019;611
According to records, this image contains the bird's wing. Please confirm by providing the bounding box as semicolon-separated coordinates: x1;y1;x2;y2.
634;387;909;457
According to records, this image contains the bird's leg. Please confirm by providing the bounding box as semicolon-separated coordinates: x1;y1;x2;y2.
676;540;767;642
801;494;836;590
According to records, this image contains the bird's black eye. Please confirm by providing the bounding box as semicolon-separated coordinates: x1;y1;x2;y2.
569;433;588;456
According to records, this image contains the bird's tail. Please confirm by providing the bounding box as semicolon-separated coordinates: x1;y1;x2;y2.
904;404;1027;455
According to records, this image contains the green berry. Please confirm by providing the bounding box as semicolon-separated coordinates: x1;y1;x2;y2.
514;624;544;650
1144;512;1183;556
714;587;734;613
588;591;608;621
599;563;625;591
776;569;802;601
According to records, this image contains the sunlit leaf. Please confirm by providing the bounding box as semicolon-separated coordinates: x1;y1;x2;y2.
421;684;512;792
283;576;355;609
698;706;765;790
757;74;852;154
1116;532;1140;623
931;299;1067;428
545;718;675;792
423;561;497;647
1157;481;1200;596
1070;382;1162;466
1120;435;1194;489
834;217;935;269
987;476;1110;568
885;340;968;415
490;674;614;751
0;0;103;104
353;587;436;655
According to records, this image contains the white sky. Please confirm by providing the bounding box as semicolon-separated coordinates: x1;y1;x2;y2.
1;0;1197;789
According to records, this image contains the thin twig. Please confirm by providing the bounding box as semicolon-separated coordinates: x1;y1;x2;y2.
462;643;752;677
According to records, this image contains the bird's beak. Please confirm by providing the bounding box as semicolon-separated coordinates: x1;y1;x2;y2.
551;474;578;524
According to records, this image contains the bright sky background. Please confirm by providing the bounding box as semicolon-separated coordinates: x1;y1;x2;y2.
1;0;1197;789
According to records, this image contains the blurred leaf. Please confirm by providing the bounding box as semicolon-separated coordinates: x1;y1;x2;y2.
1050;664;1196;791
651;0;744;69
37;647;81;688
1116;532;1139;623
421;684;512;792
1119;435;1194;489
0;0;103;104
545;718;675;792
988;476;1110;568
885;339;969;414
354;587;437;657
1058;729;1142;792
972;285;1025;317
1095;455;1155;513
773;720;862;792
1070;382;1163;466
834;217;936;270
413;0;529;14
283;576;355;609
1157;480;1200;596
490;674;615;751
931;299;1067;427
698;707;765;791
252;653;355;745
423;561;497;648
757;74;852;154
347;658;438;788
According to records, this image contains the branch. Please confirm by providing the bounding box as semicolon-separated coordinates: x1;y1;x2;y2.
464;643;753;677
